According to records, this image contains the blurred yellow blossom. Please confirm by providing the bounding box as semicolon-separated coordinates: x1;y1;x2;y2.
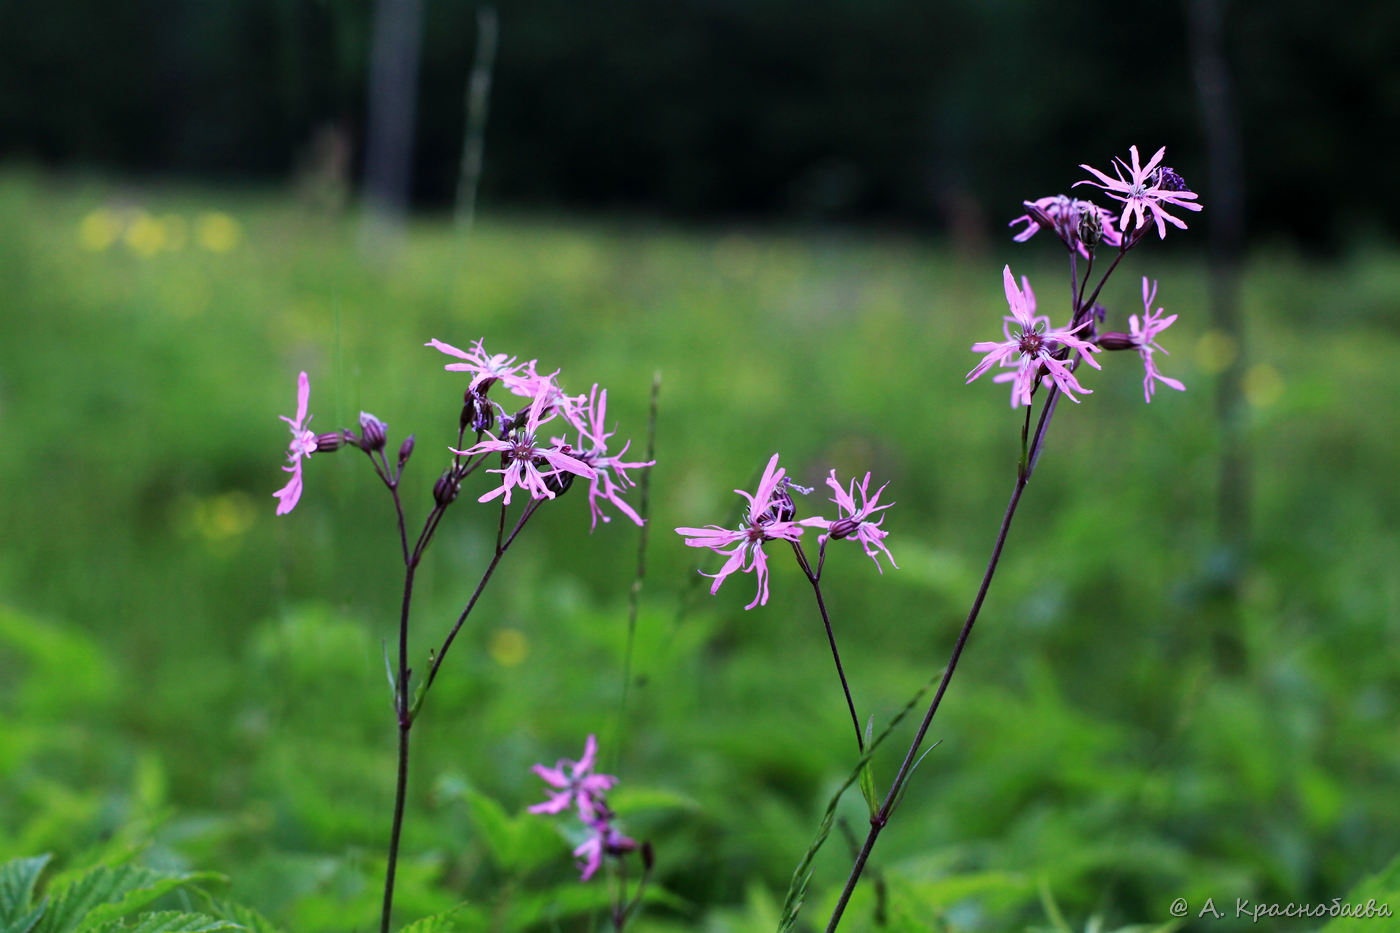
124;211;167;257
488;628;529;667
196;212;242;253
78;209;123;251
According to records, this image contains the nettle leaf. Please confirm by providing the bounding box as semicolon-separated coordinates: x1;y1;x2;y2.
88;912;242;933
1320;852;1400;932
396;904;481;932
0;855;51;924
33;867;223;933
192;900;281;933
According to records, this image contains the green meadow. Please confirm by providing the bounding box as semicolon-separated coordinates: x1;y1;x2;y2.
2;167;1399;930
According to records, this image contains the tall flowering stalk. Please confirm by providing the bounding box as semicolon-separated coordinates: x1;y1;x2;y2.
814;146;1200;931
272;341;653;932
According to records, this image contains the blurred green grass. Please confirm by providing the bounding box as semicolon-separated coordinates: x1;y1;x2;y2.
1;167;1399;930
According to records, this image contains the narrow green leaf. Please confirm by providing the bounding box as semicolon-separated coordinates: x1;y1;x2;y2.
0;856;51;924
857;762;879;817
777;670;940;933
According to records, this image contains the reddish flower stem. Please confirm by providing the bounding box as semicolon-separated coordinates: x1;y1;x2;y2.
792;539;865;754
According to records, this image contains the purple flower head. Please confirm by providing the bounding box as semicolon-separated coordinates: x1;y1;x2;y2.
1076;146;1202;239
1010;195;1122;258
801;470;897;573
1131;278;1185;403
675;453;807;610
572;819;636;882
966;266;1102;408
451;382;596;505
528;733;618;823
274;372;318;515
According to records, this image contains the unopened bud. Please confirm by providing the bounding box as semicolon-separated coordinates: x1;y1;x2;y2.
433;469;461;506
641;841;655;871
315;432;345;453
398;434;415;466
358;412;387;451
828;517;860;540
543;466;576;497
1075;200;1103;248
460;393;477;432
607;832;638;855
1097;331;1136;351
1154;166;1187;192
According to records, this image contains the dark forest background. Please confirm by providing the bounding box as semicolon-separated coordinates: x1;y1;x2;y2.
3;0;1396;247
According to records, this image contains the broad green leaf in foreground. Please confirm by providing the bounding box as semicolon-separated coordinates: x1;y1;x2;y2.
33;866;223;933
0;855;51;926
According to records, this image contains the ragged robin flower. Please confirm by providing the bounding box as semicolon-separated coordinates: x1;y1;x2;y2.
675;453;807;610
274;372;318;515
966;266;1101;408
1076;145;1201;240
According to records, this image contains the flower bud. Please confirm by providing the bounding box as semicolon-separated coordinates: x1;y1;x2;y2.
543;466;576;497
828;517;860;540
315;432;345;453
460;393;477;432
1074;200;1103;248
1097;331;1136;351
358;412;387;451
433;469;461;506
641;841;655;871
398;434;415;466
1154;166;1187;192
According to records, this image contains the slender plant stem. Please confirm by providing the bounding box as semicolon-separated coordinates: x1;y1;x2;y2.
381;551;417;933
618;371;661;745
423;499;540;694
792;540;864;753
825;469;1031;931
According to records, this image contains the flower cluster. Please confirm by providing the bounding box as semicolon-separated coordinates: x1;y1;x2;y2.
528;735;636;881
676;453;896;608
969;145;1194;407
274;340;653;526
434;338;653;523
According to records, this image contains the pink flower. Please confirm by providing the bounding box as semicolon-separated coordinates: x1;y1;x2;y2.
1076;145;1201;239
1132;278;1185;402
428;337;588;430
528;734;618;823
560;384;654;530
426;338;542;397
451;383;595;505
801;470;896;572
967;266;1101;408
675;453;807;610
572;820;636;882
1010;195;1122;257
274;372;318;515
